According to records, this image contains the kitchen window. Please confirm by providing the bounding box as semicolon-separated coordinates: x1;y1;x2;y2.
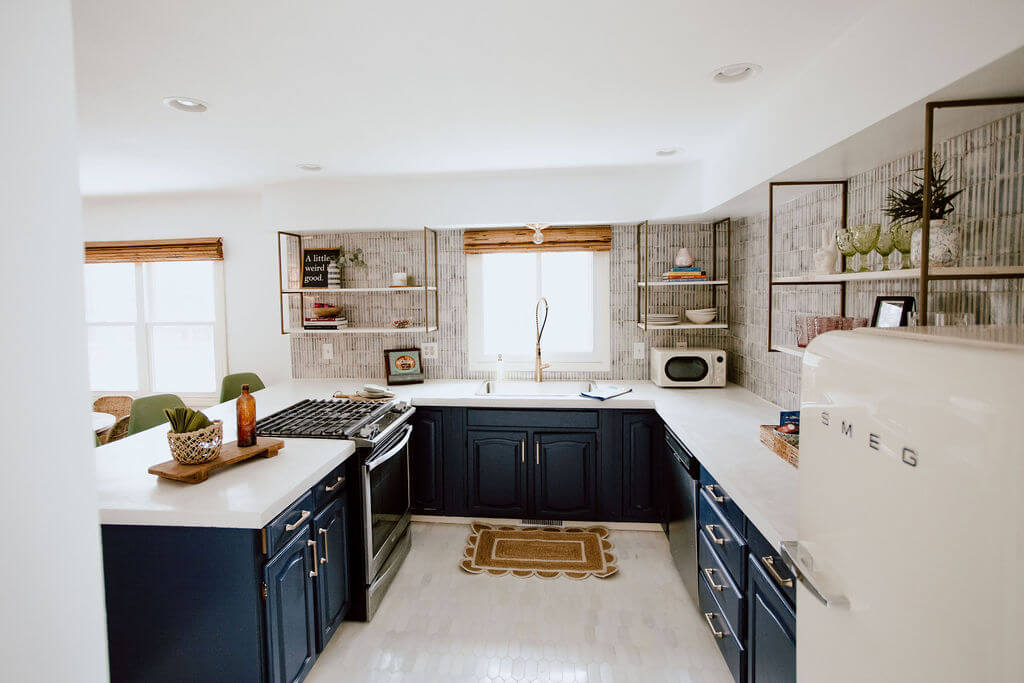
84;260;226;405
466;250;610;371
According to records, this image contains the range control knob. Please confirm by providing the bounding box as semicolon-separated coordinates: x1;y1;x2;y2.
359;424;379;439
391;401;410;413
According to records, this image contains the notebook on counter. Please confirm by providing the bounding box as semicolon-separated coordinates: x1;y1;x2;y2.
580;384;633;401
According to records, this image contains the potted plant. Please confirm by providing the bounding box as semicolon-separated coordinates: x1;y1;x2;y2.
883;160;963;267
164;407;223;464
327;246;367;288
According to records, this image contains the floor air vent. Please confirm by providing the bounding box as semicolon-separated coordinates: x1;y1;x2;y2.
520;519;563;527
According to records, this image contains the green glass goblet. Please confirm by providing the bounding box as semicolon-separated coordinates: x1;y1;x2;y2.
850;223;880;272
874;227;895;271
835;227;857;273
890;223;914;270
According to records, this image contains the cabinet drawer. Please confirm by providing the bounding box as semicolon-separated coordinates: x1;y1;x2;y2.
699;570;746;683
698;488;747;587
748;523;796;608
466;409;598;430
266;490;316;556
698;529;744;635
313;463;348;510
698;465;746;541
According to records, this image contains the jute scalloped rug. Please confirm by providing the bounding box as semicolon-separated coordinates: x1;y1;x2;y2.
460;522;618;579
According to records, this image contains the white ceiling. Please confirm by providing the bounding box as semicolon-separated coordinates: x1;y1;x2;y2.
72;0;879;195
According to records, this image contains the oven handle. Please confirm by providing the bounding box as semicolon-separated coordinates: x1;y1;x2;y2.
365;425;413;472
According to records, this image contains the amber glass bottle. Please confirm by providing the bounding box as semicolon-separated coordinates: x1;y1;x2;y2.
236;384;256;447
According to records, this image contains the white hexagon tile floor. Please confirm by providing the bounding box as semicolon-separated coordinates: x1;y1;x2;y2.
305;521;734;683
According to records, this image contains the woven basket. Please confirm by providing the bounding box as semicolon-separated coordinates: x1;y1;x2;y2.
167;420;223;465
760;425;799;468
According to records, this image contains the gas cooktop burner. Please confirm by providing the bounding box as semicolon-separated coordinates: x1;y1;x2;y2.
255;398;412;445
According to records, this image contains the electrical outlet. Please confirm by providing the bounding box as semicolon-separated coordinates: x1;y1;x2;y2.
321;343;333;361
421;342;438;359
633;342;646;360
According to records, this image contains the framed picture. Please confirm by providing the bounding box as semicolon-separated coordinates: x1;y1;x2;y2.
870;296;916;328
384;347;424;385
301;248;339;288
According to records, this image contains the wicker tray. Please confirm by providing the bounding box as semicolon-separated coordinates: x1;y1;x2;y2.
760;425;799;468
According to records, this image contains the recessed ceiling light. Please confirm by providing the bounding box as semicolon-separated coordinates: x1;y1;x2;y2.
656;147;681;157
163;96;209;112
711;63;762;84
297;163;323;172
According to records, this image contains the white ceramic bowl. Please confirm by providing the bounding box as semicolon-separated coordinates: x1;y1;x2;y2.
685;309;717;324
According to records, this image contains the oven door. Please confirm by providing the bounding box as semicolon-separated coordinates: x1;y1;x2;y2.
362;424;413;581
663;354;711;384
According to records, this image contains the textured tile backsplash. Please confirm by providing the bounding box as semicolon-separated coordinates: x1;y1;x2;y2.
290;111;1022;408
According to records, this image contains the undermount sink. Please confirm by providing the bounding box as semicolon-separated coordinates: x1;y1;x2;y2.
475;381;597;397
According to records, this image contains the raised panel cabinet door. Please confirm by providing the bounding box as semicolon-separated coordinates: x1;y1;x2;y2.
411;408;444;513
264;529;318;683
622;412;661;521
747;555;797;683
312;492;351;651
533;432;598;520
466;430;528;517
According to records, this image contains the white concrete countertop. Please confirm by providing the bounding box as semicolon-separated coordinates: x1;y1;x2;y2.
94;383;357;529
286;378;798;549
95;378;797;549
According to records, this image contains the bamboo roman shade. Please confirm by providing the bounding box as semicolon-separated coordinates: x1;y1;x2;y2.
463;226;611;254
84;237;224;263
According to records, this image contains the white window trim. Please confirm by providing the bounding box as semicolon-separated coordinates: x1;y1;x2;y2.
88;261;227;407
466;251;610;373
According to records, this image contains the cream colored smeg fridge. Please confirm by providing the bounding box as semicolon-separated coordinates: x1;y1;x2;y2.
787;327;1024;683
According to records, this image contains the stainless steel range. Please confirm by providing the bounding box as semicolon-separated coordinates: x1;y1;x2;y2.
256;398;415;621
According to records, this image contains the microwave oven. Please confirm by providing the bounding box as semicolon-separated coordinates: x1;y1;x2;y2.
650;347;727;388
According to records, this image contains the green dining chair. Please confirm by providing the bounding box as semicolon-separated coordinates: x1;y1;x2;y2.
126;393;186;436
220;372;266;403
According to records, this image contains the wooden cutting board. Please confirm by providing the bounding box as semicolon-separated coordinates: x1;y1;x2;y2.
148;437;285;484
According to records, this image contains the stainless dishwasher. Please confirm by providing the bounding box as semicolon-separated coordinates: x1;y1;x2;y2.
665;428;699;606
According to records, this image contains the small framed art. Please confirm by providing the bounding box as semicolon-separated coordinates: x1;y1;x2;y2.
384;347;425;385
870;296;916;328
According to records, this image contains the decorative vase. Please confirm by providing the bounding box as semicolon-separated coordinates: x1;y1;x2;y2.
674;248;693;267
911;219;960;267
326;261;342;289
812;228;840;274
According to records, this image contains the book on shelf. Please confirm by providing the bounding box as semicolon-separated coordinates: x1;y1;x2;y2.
668;266;702;272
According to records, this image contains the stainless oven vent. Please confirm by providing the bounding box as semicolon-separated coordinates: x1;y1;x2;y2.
520;519;563;527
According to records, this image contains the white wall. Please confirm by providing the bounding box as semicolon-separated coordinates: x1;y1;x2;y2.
82;191;292;385
263;162;701;230
0;1;109;680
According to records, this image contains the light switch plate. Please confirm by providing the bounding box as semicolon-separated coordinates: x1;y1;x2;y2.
322;343;334;361
633;342;646;360
422;342;438;359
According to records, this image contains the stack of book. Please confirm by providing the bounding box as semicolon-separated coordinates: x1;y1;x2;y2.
662;265;707;281
303;316;348;331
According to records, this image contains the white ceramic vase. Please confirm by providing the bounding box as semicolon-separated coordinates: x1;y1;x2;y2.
812;228;840;274
674;248;693;267
910;219;960;267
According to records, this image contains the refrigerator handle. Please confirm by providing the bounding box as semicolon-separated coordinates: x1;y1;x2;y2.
779;541;849;608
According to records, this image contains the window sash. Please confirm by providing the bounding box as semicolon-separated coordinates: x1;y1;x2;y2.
466;251;609;371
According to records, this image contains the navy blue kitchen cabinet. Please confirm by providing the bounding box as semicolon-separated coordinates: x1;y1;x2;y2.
747;554;796;683
264;529;318;683
533;432;599;520
312;492;352;650
410;408;445;514
620;411;662;522
102;459;358;683
466;429;530;516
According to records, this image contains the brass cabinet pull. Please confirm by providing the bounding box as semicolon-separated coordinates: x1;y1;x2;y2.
704;524;728;546
703;567;726;591
319;528;329;564
704;484;725;503
521;439;525;463
324;476;345;492
761;555;794;588
307;539;319;578
535;440;540;465
285;509;311;531
703;612;725;638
